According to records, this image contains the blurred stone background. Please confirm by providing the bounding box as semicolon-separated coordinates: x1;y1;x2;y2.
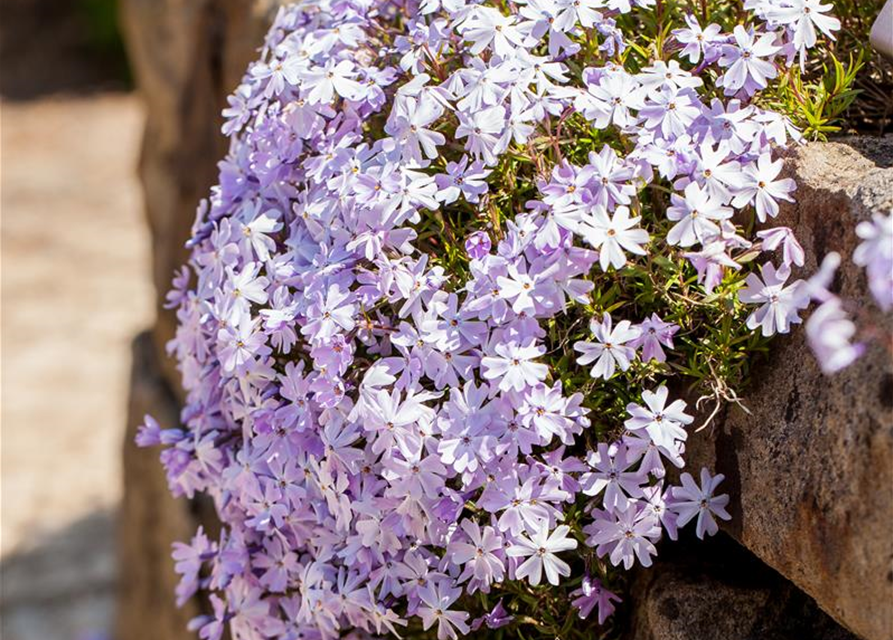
1;1;151;639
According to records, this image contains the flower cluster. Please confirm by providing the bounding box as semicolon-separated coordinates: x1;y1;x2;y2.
139;0;852;638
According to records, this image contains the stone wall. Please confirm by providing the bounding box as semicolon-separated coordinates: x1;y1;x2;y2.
681;138;893;640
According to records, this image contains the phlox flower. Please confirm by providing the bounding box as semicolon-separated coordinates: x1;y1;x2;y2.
304;59;364;104
417;582;471;640
580;443;645;511
767;0;840;63
666;182;733;247
581;205;650;271
806;297;865;374
455;106;507;166
459;7;526;57
471;600;514;631
638;86;702;138
571;576;621;624
733;153;797;221
637;59;703;92
384;95;446;162
464;230;492;260
481;338;549;392
757;226;804;267
447;520;506;587
435;157;491;205
739;261;809;336
301;285;356;341
629;313;679;362
574;313;640;380
717;26;780;96
683;240;742;293
670;468;731;539
505;522;578;586
674;14;723;63
854;211;893;310
576;71;643;130
686;140;746;203
624;386;693;451
585;504;661;569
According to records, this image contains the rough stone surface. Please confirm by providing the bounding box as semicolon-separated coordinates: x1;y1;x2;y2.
116;332;201;640
628;535;860;640
119;0;284;391
685;137;893;640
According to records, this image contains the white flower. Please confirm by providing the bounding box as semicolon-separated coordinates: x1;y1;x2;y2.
580;206;650;271
505;522;578;586
739;261;808;336
624;386;693;451
733;153;796;221
459;7;526;57
574;313;640;380
666;182;733;247
304;59;363;104
717;26;779;95
384;95;446;162
455;105;508;166
767;0;840;60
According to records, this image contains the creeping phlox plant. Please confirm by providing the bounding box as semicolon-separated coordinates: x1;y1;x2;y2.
136;0;882;638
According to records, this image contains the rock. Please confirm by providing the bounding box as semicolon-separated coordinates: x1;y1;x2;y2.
119;0;284;392
628;534;860;640
685;137;893;640
116;332;200;640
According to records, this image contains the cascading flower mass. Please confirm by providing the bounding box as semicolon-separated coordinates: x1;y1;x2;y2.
137;0;870;638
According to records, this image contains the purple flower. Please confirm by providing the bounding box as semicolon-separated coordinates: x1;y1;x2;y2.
585;504;661;569
629;313;679;362
481;338;549;392
670;468;732;539
806;297;865;373
571;576;621;624
853;211;893;310
470;599;514;630
717;26;780;96
624;386;693;451
758;226;805;267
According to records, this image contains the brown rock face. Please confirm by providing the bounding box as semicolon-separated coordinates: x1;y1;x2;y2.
628;535;860;640
119;0;284;392
117;333;200;640
685;138;893;640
